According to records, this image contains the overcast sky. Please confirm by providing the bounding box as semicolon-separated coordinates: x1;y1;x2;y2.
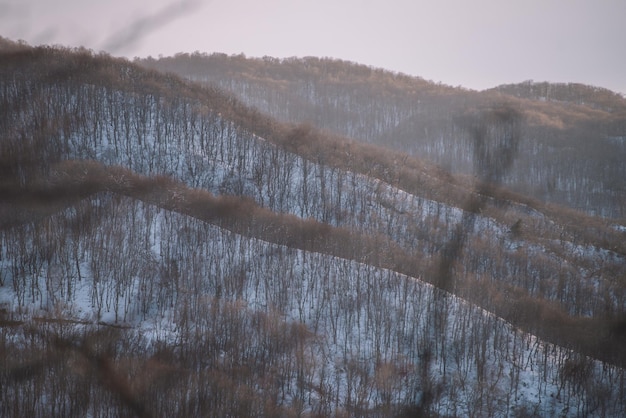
2;0;625;93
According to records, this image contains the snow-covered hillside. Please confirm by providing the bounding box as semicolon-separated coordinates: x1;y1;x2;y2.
2;48;626;416
2;194;624;416
54;85;624;321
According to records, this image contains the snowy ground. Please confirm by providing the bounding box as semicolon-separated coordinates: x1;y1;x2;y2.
2;195;624;416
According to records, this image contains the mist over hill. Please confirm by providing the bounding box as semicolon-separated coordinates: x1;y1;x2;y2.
1;38;626;416
137;52;626;219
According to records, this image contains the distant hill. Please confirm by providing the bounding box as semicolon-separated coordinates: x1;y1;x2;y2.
138;52;626;218
489;80;626;113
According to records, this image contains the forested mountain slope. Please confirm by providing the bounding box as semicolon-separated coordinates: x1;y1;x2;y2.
137;53;626;218
1;40;626;416
3;179;625;417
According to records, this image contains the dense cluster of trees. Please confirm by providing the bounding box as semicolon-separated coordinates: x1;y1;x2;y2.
2;40;626;415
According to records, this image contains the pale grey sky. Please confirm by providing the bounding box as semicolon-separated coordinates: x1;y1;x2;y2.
2;0;625;93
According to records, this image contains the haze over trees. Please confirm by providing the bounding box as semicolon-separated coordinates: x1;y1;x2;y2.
138;52;626;219
1;38;626;416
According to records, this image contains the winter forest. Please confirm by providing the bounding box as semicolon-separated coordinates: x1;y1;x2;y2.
1;38;626;417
